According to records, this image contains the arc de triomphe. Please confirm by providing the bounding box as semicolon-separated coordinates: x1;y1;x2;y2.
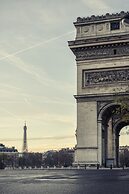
68;11;129;167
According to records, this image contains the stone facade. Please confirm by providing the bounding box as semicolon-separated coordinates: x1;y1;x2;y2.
69;11;129;167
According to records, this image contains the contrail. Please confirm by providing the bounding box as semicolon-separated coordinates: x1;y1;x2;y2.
0;135;75;142
0;30;74;61
0;106;23;121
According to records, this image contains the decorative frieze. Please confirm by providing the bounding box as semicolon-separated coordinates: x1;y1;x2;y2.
73;43;129;61
83;68;129;86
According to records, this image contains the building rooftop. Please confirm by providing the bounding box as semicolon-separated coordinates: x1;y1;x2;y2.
0;143;18;153
75;11;128;25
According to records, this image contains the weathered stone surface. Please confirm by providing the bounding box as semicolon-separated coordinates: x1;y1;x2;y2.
69;11;129;167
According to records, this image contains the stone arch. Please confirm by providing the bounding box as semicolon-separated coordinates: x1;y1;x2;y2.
98;102;129;167
98;102;119;121
98;102;120;167
113;119;129;166
69;11;129;168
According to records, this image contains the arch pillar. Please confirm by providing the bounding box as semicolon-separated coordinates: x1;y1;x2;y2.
106;118;115;167
107;118;113;159
112;128;117;166
98;103;120;167
115;134;120;167
97;119;102;165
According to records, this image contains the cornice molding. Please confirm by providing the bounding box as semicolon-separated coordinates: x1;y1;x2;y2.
75;147;98;150
71;41;129;61
74;92;129;102
74;11;128;25
68;34;129;47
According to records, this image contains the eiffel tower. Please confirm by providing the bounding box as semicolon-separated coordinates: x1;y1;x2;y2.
22;122;28;153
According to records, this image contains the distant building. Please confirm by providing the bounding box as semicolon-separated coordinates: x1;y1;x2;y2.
0;143;18;168
119;145;129;153
0;143;18;153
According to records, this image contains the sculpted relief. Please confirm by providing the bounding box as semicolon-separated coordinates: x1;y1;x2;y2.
81;24;104;35
75;44;129;60
84;68;129;86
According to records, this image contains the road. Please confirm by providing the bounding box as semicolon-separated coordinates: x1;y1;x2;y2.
0;169;129;194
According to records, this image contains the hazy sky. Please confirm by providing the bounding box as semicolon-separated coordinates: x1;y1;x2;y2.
0;0;128;152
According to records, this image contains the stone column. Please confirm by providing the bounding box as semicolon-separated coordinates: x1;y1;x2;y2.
116;134;120;167
105;125;108;167
112;129;116;166
107;118;113;158
97;120;102;166
102;126;105;166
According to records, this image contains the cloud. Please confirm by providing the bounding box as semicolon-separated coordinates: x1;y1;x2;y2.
0;30;74;62
0;27;74;88
0;49;51;87
0;0;77;152
0;48;74;94
0;106;23;121
0;83;23;100
26;111;75;125
0;83;21;91
81;0;111;12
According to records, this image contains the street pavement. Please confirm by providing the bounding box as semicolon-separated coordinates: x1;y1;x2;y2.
0;169;129;194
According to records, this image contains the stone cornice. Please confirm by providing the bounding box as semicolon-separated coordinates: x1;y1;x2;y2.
76;55;129;65
74;92;129;102
72;41;129;50
68;34;129;48
75;147;98;150
70;41;129;61
74;11;128;25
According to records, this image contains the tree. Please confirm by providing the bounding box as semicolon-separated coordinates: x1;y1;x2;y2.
58;148;73;167
42;148;74;167
120;148;129;167
113;96;129;122
0;155;5;169
43;151;58;167
18;153;42;168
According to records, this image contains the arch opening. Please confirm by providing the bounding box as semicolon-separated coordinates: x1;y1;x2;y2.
99;103;129;167
119;125;129;167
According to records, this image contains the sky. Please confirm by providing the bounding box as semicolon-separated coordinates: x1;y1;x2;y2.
0;0;129;152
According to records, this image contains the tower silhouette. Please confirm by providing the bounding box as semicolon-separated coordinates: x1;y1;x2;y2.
22;122;28;153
